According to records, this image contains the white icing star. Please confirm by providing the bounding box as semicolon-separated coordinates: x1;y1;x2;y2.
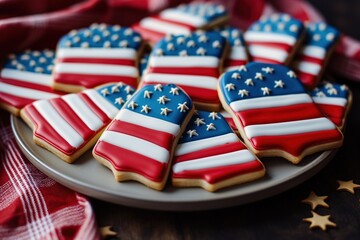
11;60;17;66
112;25;121;31
206;123;216;131
154;84;163;91
155;49;163;56
169;87;180;95
313;34;321;41
196;47;206;55
232;72;241;79
69;29;78;36
20;54;29;60
35;67;44;73
119;40;128;48
274;80;285;88
208;112;221;120
255;72;264;80
83;30;91;37
29;60;35;66
225;83;236;91
143;90;153;98
325;82;333;89
238;89;249;97
157;95;170;104
104;41;111;48
160;107;172;116
177;102;189;112
245;78;254;86
187;129;199;138
194;118;205;126
316;91;326;97
270;14;279;21
220;30;229;37
179;50;188;56
101;88;110;96
124;28;133;36
278;23;285;30
261;87;271;95
47;65;54;71
238;65;247;72
232;30;240;38
340;84;348;91
234;39;242;46
16;64;25;71
326;33;335;41
65;41;72;47
127;101;138;110
140;105;151;114
133;36;141;42
167;43;175;51
327;88;338;95
282;14;291;22
93;35;101;42
111;34;119;41
81;42;89;48
124;86;133;94
290;24;298;33
264;24;272;32
177;37;185;44
187;40;196;47
287;70;297;78
262;67;274;74
33;51;40;57
319;23;327;31
111;85;120;93
212;40;221;48
198;35;208;43
114;97;125;105
126;94;132;101
39;57;47;63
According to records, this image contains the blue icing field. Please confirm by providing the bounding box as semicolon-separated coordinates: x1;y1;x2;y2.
4;49;55;75
170;2;227;22
248;13;304;38
139;54;149;76
310;81;349;99
304;22;340;49
152;32;226;58
214;26;246;47
179;110;233;144
125;84;193;125
220;62;306;105
58;24;142;49
96;83;135;109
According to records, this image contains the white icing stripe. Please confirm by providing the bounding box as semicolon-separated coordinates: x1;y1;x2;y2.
175;133;239;156
294;61;321;75
230;93;312;112
99;131;170;163
225;66;242;72
173;149;255;173
244;31;297;45
83;90;119;119
312;97;347;107
229;46;248;60
219;110;231;118
248;45;288;63
160;9;207;27
139;17;192;35
33;100;84;147
244;117;336;138
54;63;138;77
116;109;180;135
143;73;218;90
0;82;59;100
1;69;53;87
57;48;137;59
62;94;104;131
301;45;326;59
149;56;219;68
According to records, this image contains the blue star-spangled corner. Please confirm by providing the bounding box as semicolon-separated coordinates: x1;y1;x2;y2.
303;22;340;49
151;31;227;58
220;62;306;105
96;82;135;109
58;24;142;50
248;13;304;38
4;49;55;75
310;81;349;99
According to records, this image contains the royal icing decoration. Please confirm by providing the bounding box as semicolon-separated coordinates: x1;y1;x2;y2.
142;32;226;110
310;81;350;129
132;2;227;44
292;23;340;89
219;109;237;131
93;84;193;190
244;13;304;65
0;50;63;114
21;83;134;162
172;110;265;191
53;24;143;91
219;62;343;164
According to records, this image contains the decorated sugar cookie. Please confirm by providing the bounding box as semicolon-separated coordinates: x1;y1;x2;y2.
292;23;340;89
53;24;144;93
132;2;229;44
172;110;265;192
0;50;63;115
93;84;194;190
218;62;343;164
244;13;305;65
310;81;351;129
141;32;227;111
20;82;134;163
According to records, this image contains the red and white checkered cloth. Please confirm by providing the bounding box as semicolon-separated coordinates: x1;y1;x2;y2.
0;0;359;239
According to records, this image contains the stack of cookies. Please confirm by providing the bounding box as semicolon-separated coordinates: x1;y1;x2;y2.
0;2;351;192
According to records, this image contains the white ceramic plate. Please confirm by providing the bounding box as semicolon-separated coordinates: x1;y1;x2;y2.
11;115;336;211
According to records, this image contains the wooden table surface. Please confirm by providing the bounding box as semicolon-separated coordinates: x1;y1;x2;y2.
91;1;360;239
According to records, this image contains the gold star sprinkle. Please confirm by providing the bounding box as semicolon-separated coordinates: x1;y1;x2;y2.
303;211;336;231
99;226;117;239
302;192;329;210
337;180;360;194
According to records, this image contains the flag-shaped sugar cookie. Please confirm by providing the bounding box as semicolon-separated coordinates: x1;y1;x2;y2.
217;27;249;71
218;62;343;164
20;82;135;163
93;84;194;190
53;24;144;93
141;32;227;111
0;50;63;115
244;13;305;65
292;23;340;89
310;81;351;130
133;2;228;44
172;111;265;192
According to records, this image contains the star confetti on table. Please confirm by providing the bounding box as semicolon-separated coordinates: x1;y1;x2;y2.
99;226;117;239
336;180;360;194
302;192;329;210
303;211;336;231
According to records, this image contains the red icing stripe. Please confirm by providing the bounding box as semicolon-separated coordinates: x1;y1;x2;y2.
0;92;35;109
296;72;317;89
296;55;324;64
224;116;237;130
247;42;292;51
316;104;345;127
148;66;219;77
79;93;111;124
93;140;167;182
0;78;62;93
49;98;94;140
57;58;136;66
107;119;175;150
132;23;165;44
150;15;197;32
